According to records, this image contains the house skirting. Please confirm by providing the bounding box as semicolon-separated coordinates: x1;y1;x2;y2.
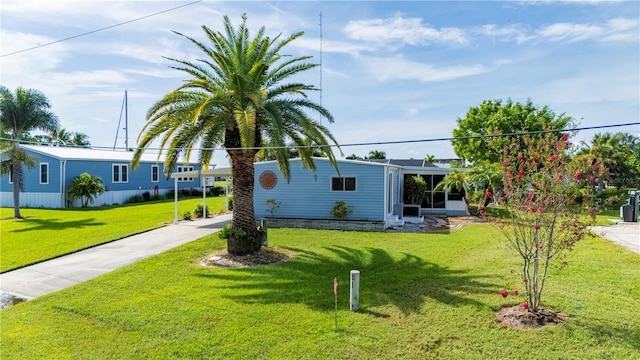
259;218;385;231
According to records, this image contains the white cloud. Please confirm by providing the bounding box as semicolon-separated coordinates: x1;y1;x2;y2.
478;24;531;44
478;17;638;44
364;55;486;82
537;22;604;42
536;17;638;43
343;13;468;48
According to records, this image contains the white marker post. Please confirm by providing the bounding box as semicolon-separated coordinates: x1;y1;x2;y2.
350;270;360;312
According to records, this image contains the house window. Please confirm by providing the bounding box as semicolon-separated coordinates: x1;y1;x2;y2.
151;165;159;182
331;177;356;191
403;174;446;209
177;166;194;182
39;163;49;184
112;164;128;183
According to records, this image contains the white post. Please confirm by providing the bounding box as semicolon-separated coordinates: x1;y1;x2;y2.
174;177;178;224
202;176;206;218
350;270;360;312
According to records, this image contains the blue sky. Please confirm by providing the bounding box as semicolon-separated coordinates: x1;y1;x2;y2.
2;1;638;167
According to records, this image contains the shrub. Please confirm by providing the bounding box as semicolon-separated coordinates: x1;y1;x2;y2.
227;196;233;211
405;176;426;205
125;194;143;204
218;224;248;241
67;172;106;207
265;199;281;217
209;186;225;196
142;191;151;201
194;203;209;218
182;211;192;221
330;201;354;219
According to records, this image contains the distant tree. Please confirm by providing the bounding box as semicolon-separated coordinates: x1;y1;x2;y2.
0;86;59;218
367;150;386;159
578;132;639;190
67;172;105;207
452;99;573;163
346;154;362;160
48;128;72;146
71;132;91;147
424;154;437;162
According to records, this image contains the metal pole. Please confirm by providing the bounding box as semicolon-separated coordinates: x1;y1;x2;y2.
350;270;360;312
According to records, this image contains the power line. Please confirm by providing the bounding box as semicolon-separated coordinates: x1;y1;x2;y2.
1;0;203;57
2;122;638;152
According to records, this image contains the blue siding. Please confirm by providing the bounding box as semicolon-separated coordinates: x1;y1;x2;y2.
1;149;201;195
63;160;199;193
0;152;61;193
254;159;386;221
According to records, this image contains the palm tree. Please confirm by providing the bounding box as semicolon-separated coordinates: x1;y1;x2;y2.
71;131;91;147
49;128;72;146
424;154;437;163
434;169;470;196
0;86;59;218
133;15;340;255
367;150;386;159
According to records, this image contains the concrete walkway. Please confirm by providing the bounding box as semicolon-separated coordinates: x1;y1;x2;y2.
0;214;232;301
591;221;640;255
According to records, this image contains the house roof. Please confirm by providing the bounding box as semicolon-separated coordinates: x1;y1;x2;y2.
364;159;439;168
255;156;405;170
21;145;188;164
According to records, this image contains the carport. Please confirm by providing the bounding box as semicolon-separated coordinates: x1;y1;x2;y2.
170;167;232;223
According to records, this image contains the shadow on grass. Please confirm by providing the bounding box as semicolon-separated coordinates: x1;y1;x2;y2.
570;315;640;351
196;245;498;315
9;217;105;232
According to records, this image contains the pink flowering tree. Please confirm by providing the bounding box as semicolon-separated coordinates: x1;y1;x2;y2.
489;131;604;313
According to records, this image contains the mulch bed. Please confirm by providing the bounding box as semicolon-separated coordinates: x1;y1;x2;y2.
201;247;292;268
495;305;568;329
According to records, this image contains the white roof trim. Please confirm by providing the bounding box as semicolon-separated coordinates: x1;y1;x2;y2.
170;168;231;179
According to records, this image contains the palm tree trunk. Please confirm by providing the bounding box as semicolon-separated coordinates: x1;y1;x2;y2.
228;152;262;255
11;143;22;218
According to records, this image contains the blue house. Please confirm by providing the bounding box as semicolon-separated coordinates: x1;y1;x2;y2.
0;145;203;208
252;157;468;230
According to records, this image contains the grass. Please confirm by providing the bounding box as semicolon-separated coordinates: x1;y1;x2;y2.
0;197;227;272
1;224;638;359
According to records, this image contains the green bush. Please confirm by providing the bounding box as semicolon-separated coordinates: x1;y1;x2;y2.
182;211;192;221
218;224;248;241
194;203;209;218
330;200;354;219
209;186;225;196
228;196;233;211
125;194;143;204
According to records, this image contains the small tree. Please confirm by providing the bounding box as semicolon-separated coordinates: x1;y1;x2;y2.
488;131;604;313
404;176;426;205
67;172;105;207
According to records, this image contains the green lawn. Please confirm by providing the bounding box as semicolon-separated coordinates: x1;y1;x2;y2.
1;224;638;359
0;197;227;272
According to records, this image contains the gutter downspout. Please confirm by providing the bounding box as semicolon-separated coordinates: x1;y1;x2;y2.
60;159;66;208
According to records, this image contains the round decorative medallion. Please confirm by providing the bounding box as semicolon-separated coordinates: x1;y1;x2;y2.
259;170;277;190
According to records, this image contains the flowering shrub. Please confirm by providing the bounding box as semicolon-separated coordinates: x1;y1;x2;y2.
488;131;604;313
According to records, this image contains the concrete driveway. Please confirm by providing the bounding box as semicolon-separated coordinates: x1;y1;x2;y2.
1;213;231;303
591;221;640;255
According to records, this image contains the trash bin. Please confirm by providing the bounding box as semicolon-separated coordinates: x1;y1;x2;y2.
621;204;633;222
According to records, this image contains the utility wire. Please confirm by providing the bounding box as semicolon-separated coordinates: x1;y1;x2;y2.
2;122;638;152
1;0;203;57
